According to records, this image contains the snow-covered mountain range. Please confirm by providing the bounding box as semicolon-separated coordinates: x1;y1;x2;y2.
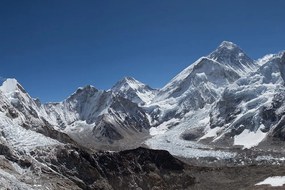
1;41;285;189
1;41;285;156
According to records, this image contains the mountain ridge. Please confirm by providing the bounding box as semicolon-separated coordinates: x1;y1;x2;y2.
1;41;284;153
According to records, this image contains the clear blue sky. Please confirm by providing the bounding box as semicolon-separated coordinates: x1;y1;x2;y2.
1;0;284;102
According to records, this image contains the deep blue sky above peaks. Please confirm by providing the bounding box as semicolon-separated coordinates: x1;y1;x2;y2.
1;0;284;102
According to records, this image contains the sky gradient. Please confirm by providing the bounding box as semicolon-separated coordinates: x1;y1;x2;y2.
1;0;285;102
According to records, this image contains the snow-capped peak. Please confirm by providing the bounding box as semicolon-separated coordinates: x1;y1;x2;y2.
114;76;146;90
0;78;23;94
208;41;257;76
66;84;99;102
76;85;97;93
255;51;285;66
209;41;246;59
112;77;157;105
154;56;240;103
256;54;275;66
121;76;138;82
0;78;28;100
219;41;238;50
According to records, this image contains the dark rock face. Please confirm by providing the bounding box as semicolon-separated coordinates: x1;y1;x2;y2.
262;91;285;125
33;146;195;190
266;90;285;140
0;144;14;160
93;119;123;141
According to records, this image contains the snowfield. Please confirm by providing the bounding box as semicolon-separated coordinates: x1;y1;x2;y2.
256;176;285;187
234;128;267;149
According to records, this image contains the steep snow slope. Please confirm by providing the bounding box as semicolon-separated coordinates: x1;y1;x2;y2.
44;85;109;126
0;79;76;146
0;79;51;126
150;57;241;125
0;88;61;152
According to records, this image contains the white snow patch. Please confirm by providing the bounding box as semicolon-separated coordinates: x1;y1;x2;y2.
256;156;285;162
256;176;285;187
238;52;244;57
196;72;207;80
234;126;267;149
